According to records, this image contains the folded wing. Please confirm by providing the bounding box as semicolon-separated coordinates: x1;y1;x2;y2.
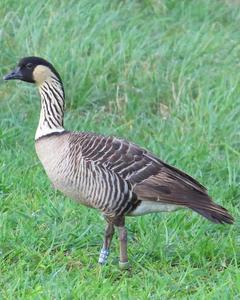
71;132;233;224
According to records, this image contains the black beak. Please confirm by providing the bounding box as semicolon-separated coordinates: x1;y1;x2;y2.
3;67;23;81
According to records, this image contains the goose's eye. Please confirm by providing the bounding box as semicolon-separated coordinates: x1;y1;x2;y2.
26;63;33;69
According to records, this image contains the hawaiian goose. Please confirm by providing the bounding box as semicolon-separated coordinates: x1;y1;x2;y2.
4;57;234;269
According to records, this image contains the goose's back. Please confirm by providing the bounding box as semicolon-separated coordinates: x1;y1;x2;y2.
68;132;217;217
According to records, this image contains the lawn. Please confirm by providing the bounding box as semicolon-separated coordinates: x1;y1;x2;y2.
0;0;240;298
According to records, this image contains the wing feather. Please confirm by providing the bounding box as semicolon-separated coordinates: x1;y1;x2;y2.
68;132;233;224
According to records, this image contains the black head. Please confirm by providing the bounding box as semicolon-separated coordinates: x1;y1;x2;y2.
4;56;62;84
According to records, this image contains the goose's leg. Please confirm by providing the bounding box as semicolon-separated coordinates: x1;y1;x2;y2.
98;222;115;264
117;225;130;269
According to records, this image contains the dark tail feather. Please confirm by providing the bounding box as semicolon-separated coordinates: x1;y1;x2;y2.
191;203;234;224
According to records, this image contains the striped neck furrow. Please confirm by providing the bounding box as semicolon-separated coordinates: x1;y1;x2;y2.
35;77;65;140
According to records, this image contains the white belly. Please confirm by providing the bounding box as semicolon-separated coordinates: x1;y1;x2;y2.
129;201;182;216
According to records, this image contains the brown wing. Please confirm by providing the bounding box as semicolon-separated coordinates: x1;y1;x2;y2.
69;132;233;224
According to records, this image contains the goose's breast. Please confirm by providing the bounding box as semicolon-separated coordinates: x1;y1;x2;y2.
35;135;91;205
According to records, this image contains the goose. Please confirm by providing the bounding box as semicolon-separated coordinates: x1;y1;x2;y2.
4;57;234;269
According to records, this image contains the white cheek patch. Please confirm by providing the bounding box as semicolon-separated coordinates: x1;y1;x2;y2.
33;65;53;85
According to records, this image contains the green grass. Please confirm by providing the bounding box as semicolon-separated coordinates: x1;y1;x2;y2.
0;0;240;298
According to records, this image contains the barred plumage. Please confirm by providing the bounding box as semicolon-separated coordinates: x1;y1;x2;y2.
4;57;234;268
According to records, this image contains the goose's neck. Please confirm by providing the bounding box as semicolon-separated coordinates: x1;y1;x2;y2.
35;77;65;140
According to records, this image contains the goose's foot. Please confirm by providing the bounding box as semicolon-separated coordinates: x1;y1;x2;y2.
119;260;130;270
